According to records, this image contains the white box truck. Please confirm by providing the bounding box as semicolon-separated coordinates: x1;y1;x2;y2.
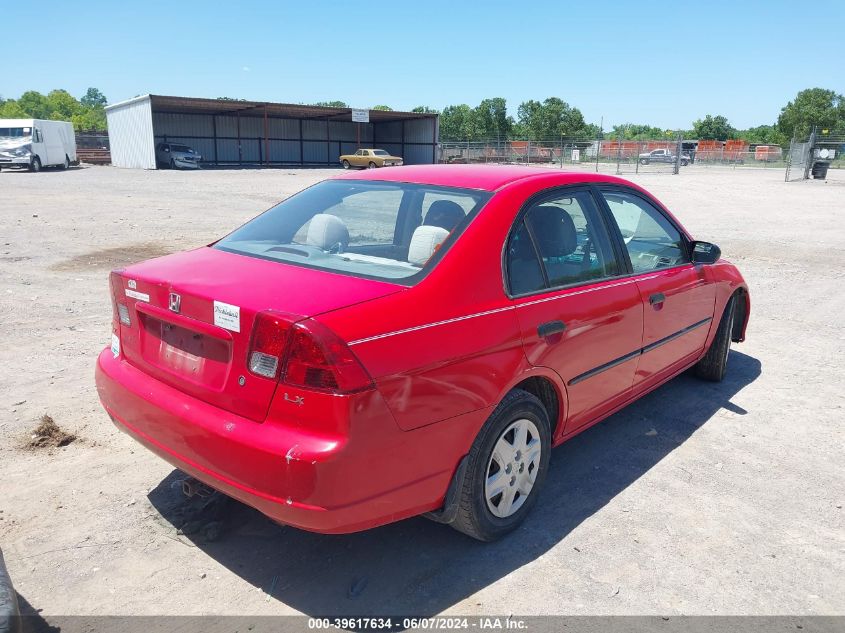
0;118;77;172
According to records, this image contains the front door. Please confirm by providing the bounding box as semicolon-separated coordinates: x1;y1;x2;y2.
506;187;643;435
597;187;716;392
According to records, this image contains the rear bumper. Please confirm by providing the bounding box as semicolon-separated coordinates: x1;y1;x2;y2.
95;349;466;533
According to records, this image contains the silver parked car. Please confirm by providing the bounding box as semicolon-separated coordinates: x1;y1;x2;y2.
156;142;202;169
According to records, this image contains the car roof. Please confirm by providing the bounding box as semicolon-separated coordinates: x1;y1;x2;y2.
331;164;635;192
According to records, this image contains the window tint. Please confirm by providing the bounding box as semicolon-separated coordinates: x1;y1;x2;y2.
601;190;689;273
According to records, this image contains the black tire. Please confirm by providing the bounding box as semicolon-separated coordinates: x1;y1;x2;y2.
342;159;350;169
695;296;736;382
450;389;551;541
640;158;649;165
368;161;377;169
30;157;42;172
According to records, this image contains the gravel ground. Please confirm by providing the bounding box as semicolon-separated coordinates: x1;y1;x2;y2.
0;164;842;617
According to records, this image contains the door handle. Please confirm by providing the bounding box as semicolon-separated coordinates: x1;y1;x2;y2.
538;320;566;339
649;292;666;305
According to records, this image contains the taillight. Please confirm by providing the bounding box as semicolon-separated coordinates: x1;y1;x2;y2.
285;320;373;393
247;312;373;394
109;271;130;327
248;311;294;379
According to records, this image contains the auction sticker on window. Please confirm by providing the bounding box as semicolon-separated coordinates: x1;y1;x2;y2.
213;301;240;332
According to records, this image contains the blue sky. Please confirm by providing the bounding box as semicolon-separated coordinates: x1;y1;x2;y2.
3;1;843;130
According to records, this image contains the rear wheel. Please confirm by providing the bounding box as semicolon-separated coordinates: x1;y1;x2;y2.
342;160;350;169
450;389;551;541
695;296;735;382
30;157;42;172
368;161;377;169
640;158;649;165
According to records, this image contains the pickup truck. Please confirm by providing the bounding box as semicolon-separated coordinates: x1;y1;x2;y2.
638;148;690;166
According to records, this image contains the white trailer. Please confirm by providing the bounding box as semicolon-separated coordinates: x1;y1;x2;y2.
0;119;77;172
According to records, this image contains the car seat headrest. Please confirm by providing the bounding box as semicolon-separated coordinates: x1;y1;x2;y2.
306;214;349;252
531;205;577;256
408;225;450;266
424;200;465;232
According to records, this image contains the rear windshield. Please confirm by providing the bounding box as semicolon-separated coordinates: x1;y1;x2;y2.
373;150;390;156
214;180;491;283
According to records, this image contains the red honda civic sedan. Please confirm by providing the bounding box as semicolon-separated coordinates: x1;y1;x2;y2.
96;165;749;541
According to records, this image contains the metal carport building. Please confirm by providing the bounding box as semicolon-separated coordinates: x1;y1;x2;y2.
105;94;439;169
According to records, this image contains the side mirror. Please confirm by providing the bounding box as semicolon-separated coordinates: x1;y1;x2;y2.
691;240;721;265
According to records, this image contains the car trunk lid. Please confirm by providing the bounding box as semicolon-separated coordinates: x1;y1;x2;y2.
112;247;402;422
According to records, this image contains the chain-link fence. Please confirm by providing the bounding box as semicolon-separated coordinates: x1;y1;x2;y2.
785;128;844;181
439;136;686;175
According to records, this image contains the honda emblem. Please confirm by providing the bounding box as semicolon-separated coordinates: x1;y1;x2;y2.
168;292;181;313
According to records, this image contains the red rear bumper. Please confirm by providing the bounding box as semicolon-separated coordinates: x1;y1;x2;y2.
95;349;469;534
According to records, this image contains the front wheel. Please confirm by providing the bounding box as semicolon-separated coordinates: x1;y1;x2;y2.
639;158;649;165
450;389;551;541
695;296;735;382
30;157;42;172
368;161;377;169
342;160;350;169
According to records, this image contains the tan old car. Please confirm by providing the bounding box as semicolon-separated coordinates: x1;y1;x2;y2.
340;148;403;169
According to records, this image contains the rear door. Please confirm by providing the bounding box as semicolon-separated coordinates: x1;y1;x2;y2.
507;186;643;434
597;187;716;392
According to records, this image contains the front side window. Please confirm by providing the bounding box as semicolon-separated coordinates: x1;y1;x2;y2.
215;180;490;283
507;189;619;295
600;189;689;273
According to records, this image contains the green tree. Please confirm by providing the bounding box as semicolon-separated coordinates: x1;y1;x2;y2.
776;88;845;137
411;106;438;113
439;104;477;140
46;89;82;120
737;124;787;146
372;105;393;111
610;123;672;140
692;114;736;140
516;98;587;139
17;91;51;119
81;87;108;108
0;99;27;118
313;100;348;108
472;98;513;140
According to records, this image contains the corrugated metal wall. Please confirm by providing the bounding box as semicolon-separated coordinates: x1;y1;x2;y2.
143;109;437;167
105;97;156;169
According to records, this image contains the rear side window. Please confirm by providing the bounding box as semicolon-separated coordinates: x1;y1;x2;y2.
507;189;619;295
215;180;490;283
600;190;689;273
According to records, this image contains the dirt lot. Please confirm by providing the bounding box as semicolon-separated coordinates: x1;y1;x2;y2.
0;165;842;617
